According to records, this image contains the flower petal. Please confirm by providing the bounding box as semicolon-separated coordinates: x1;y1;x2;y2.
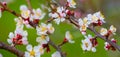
26;44;32;51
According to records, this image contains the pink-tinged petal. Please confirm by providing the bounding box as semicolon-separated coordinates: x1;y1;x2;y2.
22;37;28;45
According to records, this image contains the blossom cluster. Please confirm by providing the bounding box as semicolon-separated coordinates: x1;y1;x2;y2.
49;0;76;25
78;12;105;35
20;5;45;28
81;35;98;52
7;26;28;46
47;0;118;53
79;12;117;52
100;25;117;51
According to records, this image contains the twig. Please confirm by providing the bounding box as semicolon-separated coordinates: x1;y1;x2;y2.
48;40;66;57
0;42;24;57
0;2;20;17
26;0;33;14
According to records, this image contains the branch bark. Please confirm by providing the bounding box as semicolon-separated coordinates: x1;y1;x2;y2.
0;2;20;17
0;42;24;57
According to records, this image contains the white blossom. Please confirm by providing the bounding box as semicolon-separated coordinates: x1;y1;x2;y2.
32;8;45;19
25;44;40;57
49;7;66;25
7;27;28;45
20;5;30;19
36;23;48;35
36;35;49;44
81;37;96;52
81;38;92;51
36;23;55;35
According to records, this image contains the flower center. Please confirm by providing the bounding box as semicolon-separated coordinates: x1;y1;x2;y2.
92;15;98;22
36;12;41;17
85;42;89;47
82;25;86;31
41;27;47;32
41;35;46;40
30;50;35;56
71;0;76;5
39;47;43;53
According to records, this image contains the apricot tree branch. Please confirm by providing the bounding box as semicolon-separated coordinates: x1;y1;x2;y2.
88;26;120;51
0;2;20;17
0;41;24;57
68;16;120;51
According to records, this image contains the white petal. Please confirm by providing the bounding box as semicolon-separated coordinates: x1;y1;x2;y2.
8;32;14;38
22;31;28;37
25;24;33;28
47;23;52;28
46;36;50;42
110;25;116;33
87;34;92;39
36;37;41;43
20;5;28;11
7;39;12;44
60;18;65;22
81;44;87;51
65;31;72;40
34;46;39;52
54;19;60;25
65;31;70;39
39;13;45;19
78;19;83;26
24;52;30;57
68;40;75;43
35;52;40;57
36;8;41;13
26;44;32;51
91;47;96;52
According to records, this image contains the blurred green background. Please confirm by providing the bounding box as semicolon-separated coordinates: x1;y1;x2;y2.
0;0;120;57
